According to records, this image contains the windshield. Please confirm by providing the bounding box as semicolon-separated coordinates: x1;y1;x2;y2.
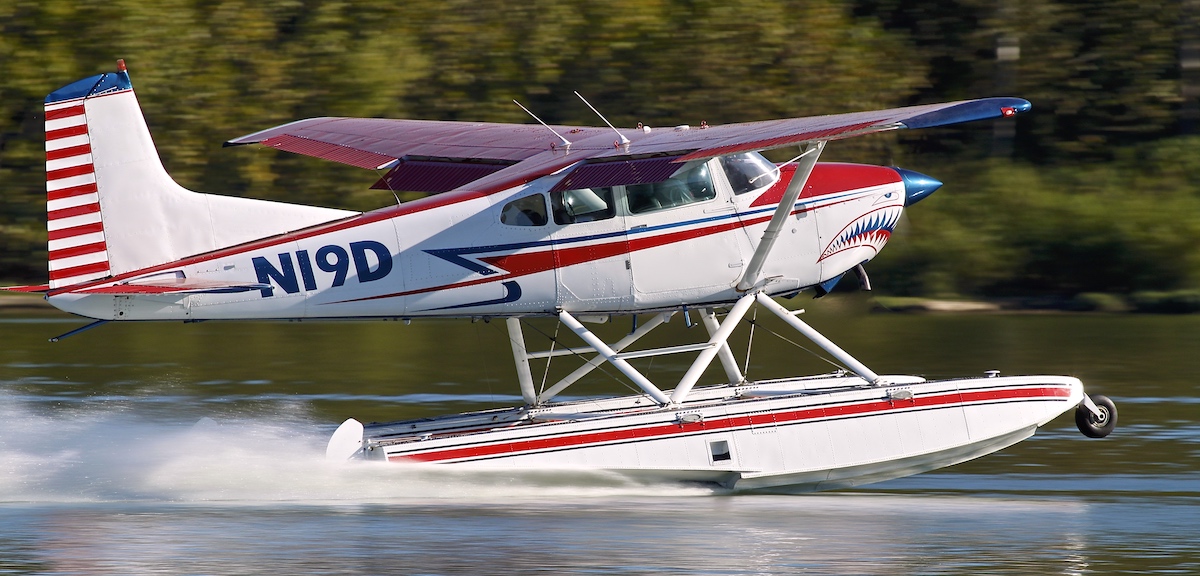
719;152;779;194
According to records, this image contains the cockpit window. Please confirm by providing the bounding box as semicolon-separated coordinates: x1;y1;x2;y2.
500;193;548;226
719;152;779;194
551;187;616;225
625;162;716;214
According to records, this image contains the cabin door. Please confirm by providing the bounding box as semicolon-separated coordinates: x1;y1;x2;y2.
625;160;745;297
549;186;634;312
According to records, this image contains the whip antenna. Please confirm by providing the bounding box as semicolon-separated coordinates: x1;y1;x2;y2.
575;91;629;145
513;100;571;148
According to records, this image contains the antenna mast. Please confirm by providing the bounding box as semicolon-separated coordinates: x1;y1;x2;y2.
575;91;629;145
513;100;571;148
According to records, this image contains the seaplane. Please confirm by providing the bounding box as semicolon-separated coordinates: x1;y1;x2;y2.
7;60;1117;492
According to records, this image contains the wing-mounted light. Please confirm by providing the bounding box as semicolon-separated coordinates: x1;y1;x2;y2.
898;97;1030;129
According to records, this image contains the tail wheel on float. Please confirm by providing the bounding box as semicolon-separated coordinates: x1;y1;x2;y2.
1075;394;1117;438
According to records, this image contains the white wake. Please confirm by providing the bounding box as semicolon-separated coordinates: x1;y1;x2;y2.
0;396;712;504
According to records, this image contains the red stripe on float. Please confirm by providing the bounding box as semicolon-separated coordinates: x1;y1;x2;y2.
394;386;1071;463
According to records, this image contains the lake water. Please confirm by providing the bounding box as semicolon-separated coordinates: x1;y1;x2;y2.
1;298;1197;574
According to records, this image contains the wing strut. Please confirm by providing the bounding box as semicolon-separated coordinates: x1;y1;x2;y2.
536;312;674;404
754;293;882;385
736;141;825;292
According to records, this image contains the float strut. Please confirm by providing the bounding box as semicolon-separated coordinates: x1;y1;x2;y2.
670;292;757;404
700;308;744;385
558;310;671;405
754;293;882;385
538;312;672;404
505;318;539;405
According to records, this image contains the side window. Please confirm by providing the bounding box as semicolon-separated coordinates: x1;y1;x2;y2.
551;187;616;225
625;163;716;214
719;152;779;195
500;194;548;227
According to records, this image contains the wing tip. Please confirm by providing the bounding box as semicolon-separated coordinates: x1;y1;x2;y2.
900;97;1031;130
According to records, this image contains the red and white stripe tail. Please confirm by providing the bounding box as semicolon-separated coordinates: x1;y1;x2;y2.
45;98;111;288
36;61;356;293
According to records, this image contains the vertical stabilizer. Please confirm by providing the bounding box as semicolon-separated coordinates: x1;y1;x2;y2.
42;60;355;289
43;67;125;288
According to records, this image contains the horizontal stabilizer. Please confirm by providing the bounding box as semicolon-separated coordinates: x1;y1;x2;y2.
1;284;52;293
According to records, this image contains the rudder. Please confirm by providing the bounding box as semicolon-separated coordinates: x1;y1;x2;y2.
40;60;355;290
43;64;127;288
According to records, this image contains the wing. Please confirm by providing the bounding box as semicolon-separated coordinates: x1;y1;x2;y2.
225;118;614;193
226;98;1029;194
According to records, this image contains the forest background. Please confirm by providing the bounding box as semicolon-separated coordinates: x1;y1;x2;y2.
1;0;1197;309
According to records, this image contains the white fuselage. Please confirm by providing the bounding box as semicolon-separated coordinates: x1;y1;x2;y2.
48;161;905;322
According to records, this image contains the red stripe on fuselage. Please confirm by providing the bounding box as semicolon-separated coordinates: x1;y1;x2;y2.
341;218;750;304
627;220;744;253
480;250;558;277
751;163;901;208
391;386;1071;463
331;184;886;304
